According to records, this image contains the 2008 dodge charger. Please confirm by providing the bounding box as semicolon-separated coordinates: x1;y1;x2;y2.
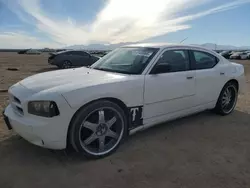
3;43;245;158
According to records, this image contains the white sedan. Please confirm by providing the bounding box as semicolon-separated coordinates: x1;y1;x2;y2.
230;52;249;60
3;43;245;158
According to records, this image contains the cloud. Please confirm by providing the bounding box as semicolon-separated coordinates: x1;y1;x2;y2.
0;32;61;48
2;0;250;48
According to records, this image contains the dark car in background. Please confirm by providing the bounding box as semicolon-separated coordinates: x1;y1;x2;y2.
48;50;100;69
18;49;30;54
18;49;42;55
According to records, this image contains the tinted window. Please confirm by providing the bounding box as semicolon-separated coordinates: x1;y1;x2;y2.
151;50;189;74
77;51;89;56
193;51;218;70
68;51;89;56
64;51;72;55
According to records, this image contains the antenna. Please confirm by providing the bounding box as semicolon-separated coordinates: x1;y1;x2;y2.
179;37;188;44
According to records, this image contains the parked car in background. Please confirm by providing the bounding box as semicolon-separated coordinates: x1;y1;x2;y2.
219;51;232;59
230;52;248;60
18;49;41;55
25;49;42;55
3;43;245;158
18;49;30;54
48;50;101;69
244;51;250;59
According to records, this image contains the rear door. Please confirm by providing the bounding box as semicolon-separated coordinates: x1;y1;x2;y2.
190;50;226;106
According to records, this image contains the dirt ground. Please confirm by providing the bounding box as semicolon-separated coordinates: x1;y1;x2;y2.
0;52;250;188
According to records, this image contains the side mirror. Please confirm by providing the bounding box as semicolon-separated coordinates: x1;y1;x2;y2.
151;63;171;74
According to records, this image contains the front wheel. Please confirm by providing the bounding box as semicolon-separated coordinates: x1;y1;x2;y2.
69;100;128;159
214;82;238;115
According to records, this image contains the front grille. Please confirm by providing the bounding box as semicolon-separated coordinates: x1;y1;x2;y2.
9;93;24;116
16;106;24;114
13;96;21;104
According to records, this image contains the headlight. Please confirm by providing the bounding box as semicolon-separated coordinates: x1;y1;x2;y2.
28;101;60;117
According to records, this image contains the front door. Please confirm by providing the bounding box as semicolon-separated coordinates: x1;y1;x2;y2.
143;49;196;120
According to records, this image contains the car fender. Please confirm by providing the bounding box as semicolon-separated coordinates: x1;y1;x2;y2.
225;62;245;93
62;78;145;110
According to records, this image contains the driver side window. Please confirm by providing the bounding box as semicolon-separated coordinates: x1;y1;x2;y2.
151;50;189;74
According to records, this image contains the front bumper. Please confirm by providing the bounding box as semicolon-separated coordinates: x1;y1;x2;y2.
3;104;71;150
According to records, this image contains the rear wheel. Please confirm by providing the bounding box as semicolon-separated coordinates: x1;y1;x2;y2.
69;100;128;159
61;60;72;69
214;82;238;115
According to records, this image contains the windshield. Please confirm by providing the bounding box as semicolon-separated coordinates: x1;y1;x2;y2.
91;47;159;74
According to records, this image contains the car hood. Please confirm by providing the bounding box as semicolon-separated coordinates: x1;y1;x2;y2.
20;67;127;93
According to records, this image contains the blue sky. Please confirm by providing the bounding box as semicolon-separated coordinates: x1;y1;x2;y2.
0;0;250;48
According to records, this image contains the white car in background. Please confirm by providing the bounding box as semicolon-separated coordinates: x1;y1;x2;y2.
230;52;248;60
26;49;42;55
245;51;250;59
3;43;245;158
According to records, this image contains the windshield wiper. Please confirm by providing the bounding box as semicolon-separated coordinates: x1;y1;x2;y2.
93;67;112;72
93;67;131;74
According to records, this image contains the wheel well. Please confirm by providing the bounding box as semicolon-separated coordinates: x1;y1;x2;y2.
227;79;239;91
66;97;129;148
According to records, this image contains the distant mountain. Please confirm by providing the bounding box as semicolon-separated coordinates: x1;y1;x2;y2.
199;43;250;50
64;42;250;51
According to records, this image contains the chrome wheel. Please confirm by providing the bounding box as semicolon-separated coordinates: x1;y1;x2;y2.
221;85;237;114
79;107;124;156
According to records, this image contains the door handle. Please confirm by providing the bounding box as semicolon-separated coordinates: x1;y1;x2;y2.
220;72;225;75
186;76;193;79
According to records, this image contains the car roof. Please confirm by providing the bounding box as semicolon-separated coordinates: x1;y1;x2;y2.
56;50;90;54
122;43;213;51
63;50;88;52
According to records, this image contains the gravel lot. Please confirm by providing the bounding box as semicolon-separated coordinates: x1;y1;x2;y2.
0;52;250;188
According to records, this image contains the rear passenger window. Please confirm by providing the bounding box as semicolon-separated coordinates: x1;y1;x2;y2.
193;51;218;70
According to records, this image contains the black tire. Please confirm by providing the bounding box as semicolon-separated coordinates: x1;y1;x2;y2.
69;100;128;159
214;82;238;115
61;60;72;69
